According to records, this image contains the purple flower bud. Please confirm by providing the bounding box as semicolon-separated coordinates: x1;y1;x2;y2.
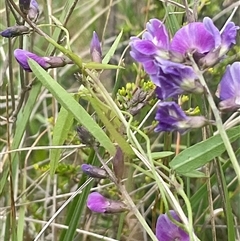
156;210;190;241
155;102;210;134
81;164;108;179
90;31;102;63
87;192;129;213
14;49;73;72
0;26;30;38
14;49;49;72
19;0;31;14
217;62;240;112
28;0;39;22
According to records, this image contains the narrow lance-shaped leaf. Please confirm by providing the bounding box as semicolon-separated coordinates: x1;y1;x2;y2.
28;58;116;155
102;30;123;64
169;126;240;174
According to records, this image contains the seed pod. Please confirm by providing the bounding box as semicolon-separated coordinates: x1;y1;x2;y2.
112;146;124;181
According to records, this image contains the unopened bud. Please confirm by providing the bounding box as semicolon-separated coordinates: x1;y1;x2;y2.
19;0;31;14
28;0;39;22
87;192;129;213
14;49;73;72
90;31;102;63
81;164;108;179
14;49;49;72
0;26;30;38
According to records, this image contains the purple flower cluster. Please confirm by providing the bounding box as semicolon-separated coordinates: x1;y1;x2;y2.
130;17;239;133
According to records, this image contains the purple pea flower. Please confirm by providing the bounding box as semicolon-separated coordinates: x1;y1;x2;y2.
217;62;240;112
130;19;171;75
155;102;209;134
171;17;239;66
90;31;102;63
156;210;189;241
130;17;238;70
87;192;128;213
14;49;49;72
151;60;203;100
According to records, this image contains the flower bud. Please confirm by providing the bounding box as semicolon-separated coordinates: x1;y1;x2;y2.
90;31;102;63
14;49;73;72
81;164;108;179
0;26;30;38
14;49;49;72
87;192;129;213
19;0;31;14
28;0;39;22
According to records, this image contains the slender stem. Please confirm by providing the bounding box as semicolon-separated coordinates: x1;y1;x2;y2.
190;55;240;184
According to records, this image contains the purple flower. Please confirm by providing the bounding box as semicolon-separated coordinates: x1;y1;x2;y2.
130;19;170;75
81;164;108;179
151;60;203;100
155;102;209;134
217;62;240;112
90;31;102;63
130;17;238;70
87;192;128;213
14;49;72;72
156;210;189;241
171;17;239;66
14;49;49;72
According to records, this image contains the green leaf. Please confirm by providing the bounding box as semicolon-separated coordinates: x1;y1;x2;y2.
102;30;123;64
169;126;240;175
151;151;174;159
86;95;134;156
181;170;206;178
28;59;116;156
50;107;74;177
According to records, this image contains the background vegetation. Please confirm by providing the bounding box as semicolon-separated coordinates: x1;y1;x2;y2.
0;0;240;241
